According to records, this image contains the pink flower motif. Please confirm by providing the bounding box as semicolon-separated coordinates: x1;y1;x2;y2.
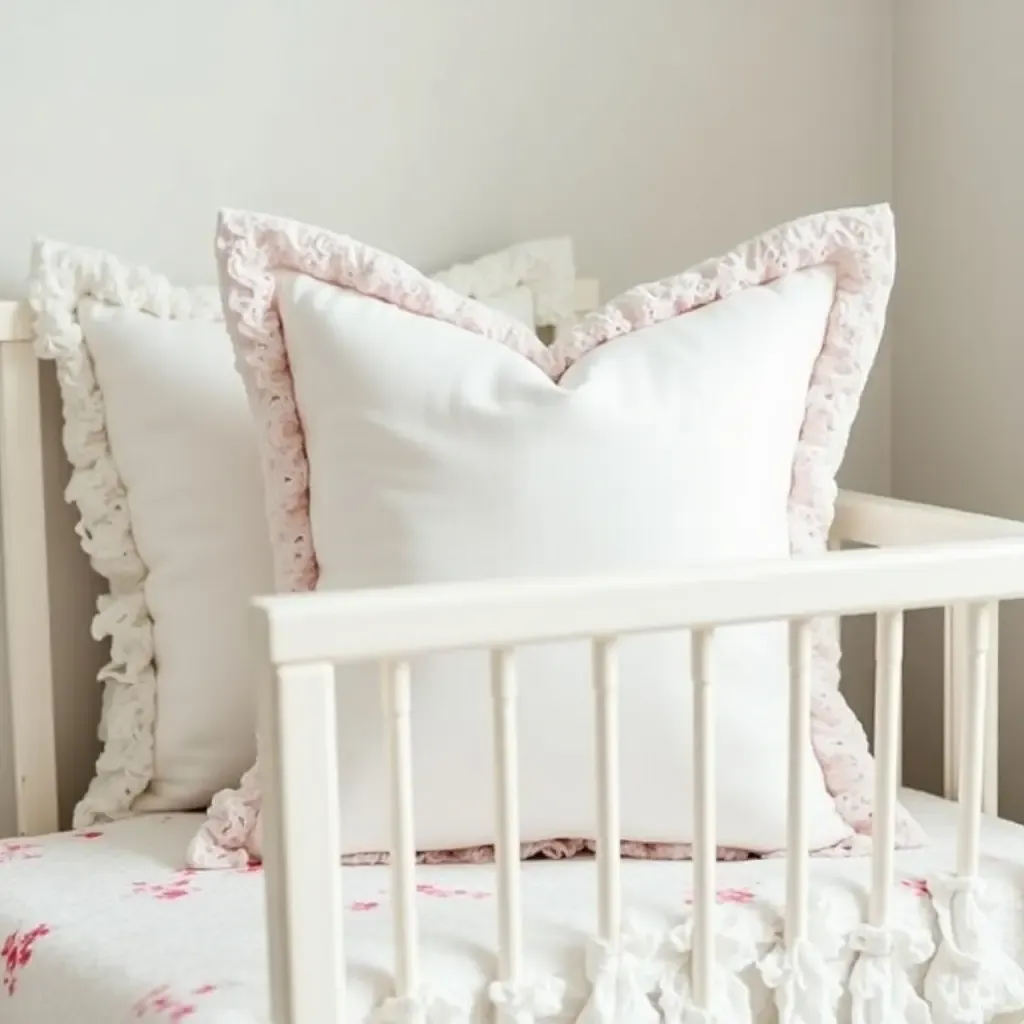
349;900;380;912
75;831;104;840
2;924;52;995
684;887;756;906
131;871;201;901
416;883;491;901
0;842;42;865
717;887;755;904
901;878;931;898
133;983;217;1019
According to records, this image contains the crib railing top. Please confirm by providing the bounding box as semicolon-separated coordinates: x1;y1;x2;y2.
255;535;1024;666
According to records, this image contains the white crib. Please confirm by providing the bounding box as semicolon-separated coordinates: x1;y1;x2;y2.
249;493;1024;1022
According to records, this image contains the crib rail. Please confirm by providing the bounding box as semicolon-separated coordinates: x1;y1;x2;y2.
251;536;1024;1024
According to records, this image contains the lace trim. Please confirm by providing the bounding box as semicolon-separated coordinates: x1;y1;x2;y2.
575;927;663;1024
370;990;469;1024
759;900;844;1024
295;883;1014;1023
657;912;760;1023
488;975;566;1024
27;240;223;827
189;205;922;870
431;237;576;327
924;874;1024;1024
554;206;921;849
847;922;935;1024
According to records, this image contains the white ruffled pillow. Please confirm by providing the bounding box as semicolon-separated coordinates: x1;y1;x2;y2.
189;204;925;869
28;237;577;824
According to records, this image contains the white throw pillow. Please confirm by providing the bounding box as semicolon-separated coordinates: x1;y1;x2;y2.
28;237;576;824
189;205;925;869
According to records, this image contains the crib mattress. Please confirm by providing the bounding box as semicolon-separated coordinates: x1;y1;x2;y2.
2;788;1024;1023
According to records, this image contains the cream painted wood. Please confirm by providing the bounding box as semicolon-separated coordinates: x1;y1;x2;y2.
490;648;523;985
255;539;1024;667
943;602;998;816
250;536;1024;1021
870;611;903;926
0;308;57;838
957;603;995;876
591;637;621;945
785;620;813;944
381;659;419;1000
943;604;966;803
256;640;346;1024
689;628;715;1010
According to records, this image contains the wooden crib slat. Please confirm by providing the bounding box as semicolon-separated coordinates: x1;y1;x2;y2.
985;607;999;816
491;648;523;982
957;602;996;875
943;604;965;802
690;628;716;1010
785;619;813;944
870;610;904;925
382;659;420;996
592;637;622;942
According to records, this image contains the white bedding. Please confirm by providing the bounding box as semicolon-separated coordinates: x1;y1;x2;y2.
2;789;1023;1023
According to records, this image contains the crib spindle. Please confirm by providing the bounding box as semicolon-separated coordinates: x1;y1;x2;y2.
785;619;813;944
984;607;999;817
592;637;622;943
957;603;996;876
690;628;716;1011
944;602;1000;815
382;659;419;997
943;604;965;802
870;611;904;925
491;648;523;983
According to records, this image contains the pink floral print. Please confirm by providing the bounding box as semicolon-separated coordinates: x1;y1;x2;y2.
131;870;200;901
685;887;756;906
0;842;42;865
349;900;380;912
132;983;219;1020
416;882;491;901
2;924;51;996
901;877;931;898
74;830;104;840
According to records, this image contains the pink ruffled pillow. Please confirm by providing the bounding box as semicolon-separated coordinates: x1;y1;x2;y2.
188;204;925;869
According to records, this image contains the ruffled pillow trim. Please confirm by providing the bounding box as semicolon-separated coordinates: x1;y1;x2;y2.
27;240;224;826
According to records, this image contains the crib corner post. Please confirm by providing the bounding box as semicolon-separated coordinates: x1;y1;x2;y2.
253;603;346;1024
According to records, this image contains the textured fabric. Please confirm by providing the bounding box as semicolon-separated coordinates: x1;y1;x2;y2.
2;791;1021;1024
190;204;923;870
26;238;572;823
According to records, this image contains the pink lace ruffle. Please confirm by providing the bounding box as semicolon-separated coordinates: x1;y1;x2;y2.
187;205;924;870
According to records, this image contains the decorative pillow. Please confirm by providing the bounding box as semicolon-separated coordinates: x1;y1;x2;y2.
189;204;926;870
28;236;577;825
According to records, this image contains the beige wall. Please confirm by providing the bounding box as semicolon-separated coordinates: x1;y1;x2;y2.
0;0;893;833
892;1;1024;816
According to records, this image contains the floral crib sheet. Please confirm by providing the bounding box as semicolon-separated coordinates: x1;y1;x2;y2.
2;790;1024;1023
